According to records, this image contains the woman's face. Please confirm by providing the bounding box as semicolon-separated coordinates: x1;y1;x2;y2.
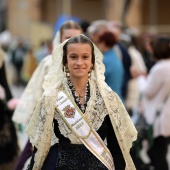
61;29;82;42
65;43;93;80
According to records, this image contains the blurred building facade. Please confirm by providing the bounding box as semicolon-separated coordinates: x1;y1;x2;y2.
5;0;170;48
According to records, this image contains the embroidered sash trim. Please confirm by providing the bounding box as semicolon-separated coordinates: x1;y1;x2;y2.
56;90;115;170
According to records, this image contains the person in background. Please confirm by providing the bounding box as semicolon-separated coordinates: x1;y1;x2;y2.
121;29;148;170
96;31;124;101
88;20;132;102
124;28;147;116
139;35;170;170
0;47;19;170
79;19;91;36
21;48;38;84
138;33;155;73
13;20;83;170
26;34;137;170
11;38;28;85
35;41;50;64
108;21;132;101
87;20;108;45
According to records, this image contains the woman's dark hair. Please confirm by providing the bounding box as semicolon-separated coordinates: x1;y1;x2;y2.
60;20;82;41
151;35;170;60
63;34;95;67
98;31;117;48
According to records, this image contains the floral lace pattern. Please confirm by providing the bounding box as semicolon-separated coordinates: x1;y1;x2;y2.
54;81;108;144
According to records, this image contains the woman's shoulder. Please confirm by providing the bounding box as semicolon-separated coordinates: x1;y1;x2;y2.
150;59;170;73
43;87;57;97
38;55;52;68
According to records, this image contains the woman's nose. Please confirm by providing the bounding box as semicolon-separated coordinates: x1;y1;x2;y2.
76;58;83;65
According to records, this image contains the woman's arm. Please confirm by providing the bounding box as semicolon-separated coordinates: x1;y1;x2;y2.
139;66;162;99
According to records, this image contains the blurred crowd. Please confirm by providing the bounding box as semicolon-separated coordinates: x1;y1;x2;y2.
0;19;170;170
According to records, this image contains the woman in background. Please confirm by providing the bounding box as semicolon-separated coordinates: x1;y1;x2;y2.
96;31;124;102
139;35;170;170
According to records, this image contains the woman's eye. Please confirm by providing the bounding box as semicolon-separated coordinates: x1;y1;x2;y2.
70;56;76;59
83;56;89;59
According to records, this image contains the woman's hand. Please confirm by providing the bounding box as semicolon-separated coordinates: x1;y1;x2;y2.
7;98;20;110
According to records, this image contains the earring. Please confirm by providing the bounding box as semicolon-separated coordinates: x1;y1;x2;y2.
88;67;93;79
64;66;70;78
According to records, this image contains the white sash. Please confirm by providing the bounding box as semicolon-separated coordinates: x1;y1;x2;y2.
56;90;115;170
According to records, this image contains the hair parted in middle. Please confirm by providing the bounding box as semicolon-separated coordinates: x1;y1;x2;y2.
62;34;95;68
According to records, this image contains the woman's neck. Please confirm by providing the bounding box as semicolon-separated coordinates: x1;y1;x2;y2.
70;76;88;92
69;76;89;105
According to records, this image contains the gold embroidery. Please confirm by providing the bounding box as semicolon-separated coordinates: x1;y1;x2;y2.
62;105;75;118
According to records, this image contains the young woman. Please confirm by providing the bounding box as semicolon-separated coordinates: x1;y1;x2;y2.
139;35;170;170
27;34;137;170
13;20;83;170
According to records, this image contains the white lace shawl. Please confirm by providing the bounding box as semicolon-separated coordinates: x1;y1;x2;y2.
26;35;137;170
12;55;53;125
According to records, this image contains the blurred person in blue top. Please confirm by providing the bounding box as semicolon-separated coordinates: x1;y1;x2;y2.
87;20;132;102
97;31;124;102
108;21;132;101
